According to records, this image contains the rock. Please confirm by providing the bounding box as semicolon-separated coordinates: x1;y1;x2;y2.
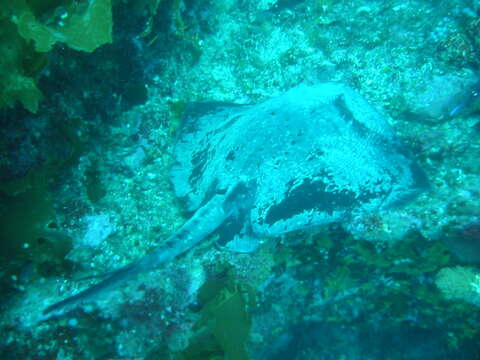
410;71;478;120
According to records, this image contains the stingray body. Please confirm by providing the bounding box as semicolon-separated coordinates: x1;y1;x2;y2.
44;83;426;315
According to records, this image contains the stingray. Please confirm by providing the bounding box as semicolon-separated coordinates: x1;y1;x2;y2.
44;82;427;315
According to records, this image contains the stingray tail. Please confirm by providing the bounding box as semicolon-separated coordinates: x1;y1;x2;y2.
43;184;248;316
43;261;141;315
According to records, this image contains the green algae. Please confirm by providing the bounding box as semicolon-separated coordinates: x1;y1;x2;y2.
17;0;112;53
352;237;451;275
0;164;74;282
0;17;44;113
0;0;112;112
0;169;56;262
180;269;252;360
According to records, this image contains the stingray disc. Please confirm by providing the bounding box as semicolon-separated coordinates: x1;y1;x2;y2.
171;83;427;239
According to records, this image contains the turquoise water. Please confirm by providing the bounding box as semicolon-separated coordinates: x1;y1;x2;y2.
1;0;479;359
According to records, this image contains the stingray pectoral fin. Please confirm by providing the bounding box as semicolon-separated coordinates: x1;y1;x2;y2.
43;186;244;316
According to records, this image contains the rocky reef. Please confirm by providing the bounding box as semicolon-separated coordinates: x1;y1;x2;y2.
1;0;480;359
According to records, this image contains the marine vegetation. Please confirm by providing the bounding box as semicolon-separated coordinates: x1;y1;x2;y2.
0;0;112;112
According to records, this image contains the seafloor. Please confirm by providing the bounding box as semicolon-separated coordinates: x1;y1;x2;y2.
1;0;480;359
